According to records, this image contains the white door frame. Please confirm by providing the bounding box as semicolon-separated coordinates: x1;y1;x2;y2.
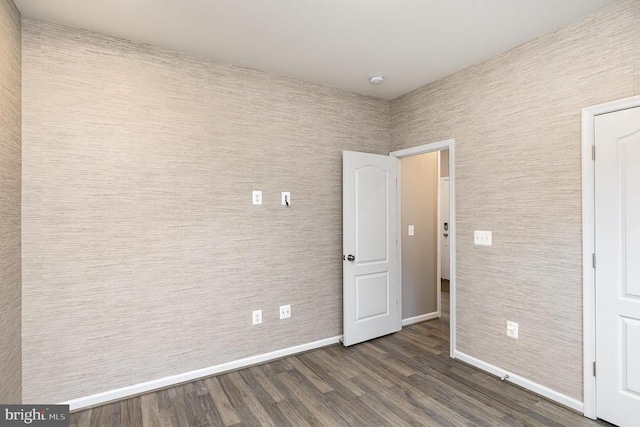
390;138;456;358
581;94;640;420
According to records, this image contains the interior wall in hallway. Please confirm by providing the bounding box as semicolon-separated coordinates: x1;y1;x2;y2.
401;152;439;319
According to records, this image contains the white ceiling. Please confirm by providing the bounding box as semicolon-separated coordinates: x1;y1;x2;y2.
14;0;616;99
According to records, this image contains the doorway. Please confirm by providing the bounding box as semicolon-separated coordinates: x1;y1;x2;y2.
391;139;456;357
399;152;439;325
397;150;450;326
341;140;456;353
582;96;640;425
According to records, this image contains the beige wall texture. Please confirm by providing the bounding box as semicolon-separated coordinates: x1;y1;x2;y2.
391;0;640;400
21;19;390;403
440;149;449;178
0;0;21;404
401;152;439;319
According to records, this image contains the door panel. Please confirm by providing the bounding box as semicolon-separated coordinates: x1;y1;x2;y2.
595;106;640;427
623;137;640;298
356;272;389;321
343;151;399;347
624;318;640;394
356;165;389;264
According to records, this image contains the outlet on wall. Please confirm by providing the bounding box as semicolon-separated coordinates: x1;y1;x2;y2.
280;304;291;319
252;310;262;325
252;191;262;205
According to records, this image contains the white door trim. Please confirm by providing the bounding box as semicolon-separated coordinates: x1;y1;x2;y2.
437;152;442;318
390;139;456;358
581;95;640;420
440;177;451;282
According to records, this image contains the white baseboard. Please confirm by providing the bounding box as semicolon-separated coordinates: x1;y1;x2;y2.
454;351;583;413
62;335;343;411
402;311;439;326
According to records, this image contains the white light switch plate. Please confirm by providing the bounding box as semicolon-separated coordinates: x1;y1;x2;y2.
507;321;518;339
252;191;262;205
408;225;415;236
474;230;492;246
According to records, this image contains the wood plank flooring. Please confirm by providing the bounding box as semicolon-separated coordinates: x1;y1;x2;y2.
71;294;608;426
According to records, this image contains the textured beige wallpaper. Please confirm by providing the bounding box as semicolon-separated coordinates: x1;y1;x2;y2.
391;0;639;400
401;153;439;319
440;149;449;178
21;19;390;403
0;0;21;405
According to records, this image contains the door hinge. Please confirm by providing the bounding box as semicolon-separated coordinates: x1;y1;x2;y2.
592;145;596;160
593;361;596;377
592;253;596;269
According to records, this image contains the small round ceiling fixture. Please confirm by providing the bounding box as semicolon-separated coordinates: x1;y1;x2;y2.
369;74;385;85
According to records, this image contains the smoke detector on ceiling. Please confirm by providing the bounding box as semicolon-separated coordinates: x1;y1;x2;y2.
369;74;385;85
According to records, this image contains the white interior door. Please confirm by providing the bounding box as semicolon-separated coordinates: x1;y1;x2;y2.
343;151;399;346
595;106;640;427
441;178;450;281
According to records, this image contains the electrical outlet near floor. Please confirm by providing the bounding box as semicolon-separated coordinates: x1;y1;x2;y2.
507;320;518;339
280;304;291;319
252;310;262;325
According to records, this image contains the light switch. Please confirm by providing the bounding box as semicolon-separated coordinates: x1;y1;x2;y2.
252;191;262;205
408;225;415;236
507;321;518;339
474;230;492;246
281;192;290;206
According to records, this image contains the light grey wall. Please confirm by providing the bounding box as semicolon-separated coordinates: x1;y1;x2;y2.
21;19;390;403
440;149;449;178
391;0;640;400
401;152;439;319
0;0;21;404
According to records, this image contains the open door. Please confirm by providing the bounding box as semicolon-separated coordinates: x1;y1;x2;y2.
343;151;400;346
594;106;640;426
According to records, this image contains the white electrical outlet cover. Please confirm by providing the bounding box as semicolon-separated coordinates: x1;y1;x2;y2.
252;191;262;205
280;304;291;319
252;310;262;325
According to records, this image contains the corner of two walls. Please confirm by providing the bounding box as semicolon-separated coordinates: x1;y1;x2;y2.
20;18;391;403
0;0;22;404
390;0;640;401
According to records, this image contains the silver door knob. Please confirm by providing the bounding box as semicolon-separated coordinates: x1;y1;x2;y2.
347;254;355;262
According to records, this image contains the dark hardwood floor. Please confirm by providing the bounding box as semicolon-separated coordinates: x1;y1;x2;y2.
71;293;607;426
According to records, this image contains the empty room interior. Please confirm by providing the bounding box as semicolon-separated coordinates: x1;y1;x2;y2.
1;0;640;426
